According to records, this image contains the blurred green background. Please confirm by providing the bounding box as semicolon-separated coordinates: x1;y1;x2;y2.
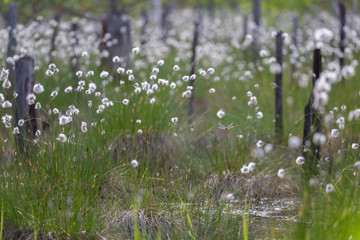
0;0;357;23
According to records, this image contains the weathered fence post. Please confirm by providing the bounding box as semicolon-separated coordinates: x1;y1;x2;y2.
302;49;322;173
49;13;61;63
70;22;79;76
102;9;132;70
253;0;261;64
291;16;298;83
161;5;171;43
275;31;283;143
339;1;346;70
242;14;248;41
188;20;200;117
14;56;37;152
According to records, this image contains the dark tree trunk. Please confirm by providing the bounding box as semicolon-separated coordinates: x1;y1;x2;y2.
13;56;37;152
303;49;322;174
188;21;200;117
70;22;79;76
102;12;132;70
253;0;261;63
275;31;283;144
339;1;346;69
49;13;61;63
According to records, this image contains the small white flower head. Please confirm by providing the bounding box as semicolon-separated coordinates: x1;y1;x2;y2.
64;86;73;93
241;165;250;174
170;82;176;89
100;71;109;78
256;140;264;148
50;90;58;98
150;97;156;104
157;59;164;66
182;76;189;82
256;111;263;119
18;119;24;127
288;136;301;149
325;183;334;194
45;69;54;76
57;133;67;143
122;99;129;105
136;119;141;124
171;117;178;124
352;143;359;150
81;121;88;133
330;129;339;138
207;68;215;75
35;102;41;110
209;88;216;94
216;109;225;119
76;71;83;78
190;74;196;80
277;169;285;179
25;93;36;105
117;67;125;74
13;127;20;134
48;63;56;70
35;129;41;137
173;65;180;71
199;70;206;76
112;56;120;63
131;159;139;168
128;75;135;81
138;129;143;134
59;115;72;125
81;51;89;58
246;91;252;97
53;108;59;114
248;162;256;171
132;47;140;55
225;193;235;201
296;156;305;165
2;80;11;89
2;101;12;108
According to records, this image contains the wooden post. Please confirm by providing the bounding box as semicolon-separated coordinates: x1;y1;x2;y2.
242;14;248;41
253;0;261;63
102;12;132;70
13;56;37;152
188;20;200;117
302;49;322;173
275;31;283;143
339;1;346;69
70;22;79;76
49;13;61;63
161;5;170;43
